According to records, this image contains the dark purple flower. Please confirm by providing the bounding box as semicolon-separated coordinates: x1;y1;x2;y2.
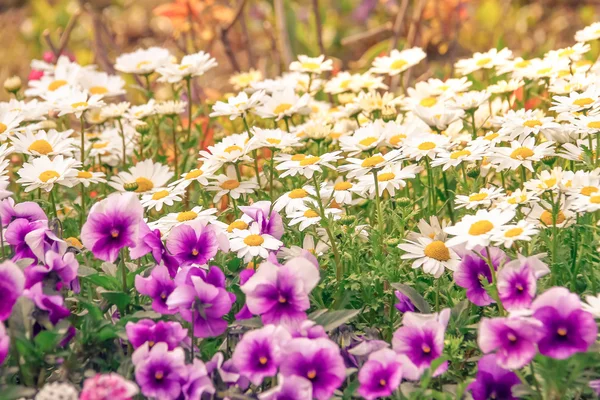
241;257;319;327
469;354;520;400
392;309;450;380
81;193;143;263
260;375;313;400
478;316;543;370
454;247;507;307
532;287;598;359
0;260;25;321
25;248;78;289
394;290;415;313
130;222;179;277
24;282;70;324
166;221;220;267
80;373;138;400
181;359;215;399
232;324;291;385
358;348;403;400
280;337;346;400
0;322;9;365
135;264;177;315
166;271;233;338
126;319;188;350
0;198;47;227
132;342;187;399
239;201;284;240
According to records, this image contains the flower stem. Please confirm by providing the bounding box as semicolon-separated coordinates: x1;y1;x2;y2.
186;78;194;143
190;308;195;362
120;248;127;293
171;116;179;178
117;118;126;169
80;183;86;229
79;115;86;165
269;149;276;212
49;189;58;218
372;170;384;241
242;116;262;187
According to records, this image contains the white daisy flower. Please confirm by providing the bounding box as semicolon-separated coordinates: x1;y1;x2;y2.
155;100;187;116
550;87;600;114
575;22;600;42
276;151;341;179
254;87;311;120
109;159;174;193
78;70;126;97
524;167;564;194
487;79;525;95
288;206;341;231
209;91;266;120
141;187;185;212
50;88;105;118
448;90;490;111
100;102;130;120
115;47;172;75
229;69;263;91
496;189;540;211
491;220;539;248
16;155;79;192
229;223;283;261
338;150;402;178
273;186;317;214
524;199;575;229
356;163;421;197
490;137;555;172
10;128;75;157
151;206;220;234
170;164;219;190
198;132;252;167
248;127;301;150
157;51;217;83
73;169;106;187
127;100;158;120
207;165;258;203
278;234;329;260
454;48;513;76
582;294;600;318
497;109;559;141
370;47;426;76
444;208;516;250
289;55;333;75
340;120;387;155
398;237;460;278
25;57;82;98
431;142;490;170
455;186;504;210
407;216;449;241
401;132;450;161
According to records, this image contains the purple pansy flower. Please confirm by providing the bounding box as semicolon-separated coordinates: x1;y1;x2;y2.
126;319;188;350
0;322;9;365
80;373;139;400
478;316;543;370
0;198;47;227
207;353;250;391
181;359;215;399
241;257;319;327
497;262;536;311
0;260;25;321
531;287;598;359
260;375;313;400
280;337;346;400
392;309;450;380
24;282;70;324
290;320;328;339
394;290;416;313
135;264;177;315
130;222;179;277
25;248;78;289
358;348;404;400
232;324;291;385
81;192;144;263
132;342;187;399
166;221;222;267
239;201;284;240
469;354;520;400
454;247;508;307
5;219;47;261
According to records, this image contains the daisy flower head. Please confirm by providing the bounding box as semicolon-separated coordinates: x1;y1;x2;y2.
77;70;126;98
338;150;401;178
10;128;75;157
491;220;539;248
288;205;341;231
425;77;473;96
254;87;311;120
497;109;559;141
497;189;540;210
448;91;490;112
229;69;263;91
575;22;600;42
550;87;600;114
198;132;252;167
454;48;513;76
153;206;219;234
141;187;185;212
100;102;130;120
279;234;329;260
49;87;105;118
289;55;333;75
398;236;460;278
16;155;79;192
127;100;158;120
545;43;591;63
114;47;172;75
524;167;564;194
407;216;449;242
431;141;490;171
155;100;187;116
109;159;174;194
170;163;218;190
24;57;82;98
570;192;600;214
320;177;360;206
210;90;266;120
444;208;516;250
455;186;504;210
248;127;301;150
525;198;574;229
401;132;450;161
340;120;387;155
276;151;341;179
384;118;430;149
356;163;422;198
156;51;217;83
229;223;283;261
273;185;317;214
490;136;555;172
487;79;525;95
370;47;426;76
0;108;23;140
412;102;465;131
207;165;258;203
73;169;106;187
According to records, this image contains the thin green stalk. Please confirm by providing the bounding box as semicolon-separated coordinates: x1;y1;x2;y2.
80;115;86;165
424;157;435;213
120;248;127;293
268;149;276;212
49;189;58;218
470;111;477;140
80;183;86;229
117;118;127;169
372;170;384;241
483;246;505;315
186;77;193;142
171;116;179;178
242;116;262;187
0;223;4;259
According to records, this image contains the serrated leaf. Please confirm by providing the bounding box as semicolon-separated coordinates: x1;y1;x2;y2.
391;283;431;313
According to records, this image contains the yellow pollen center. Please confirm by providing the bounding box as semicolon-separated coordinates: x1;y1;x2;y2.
515;60;530;68
389;134;406;146
48;80;68;91
450;150;471;159
71;102;89;109
379;379;387;386
510;147;534;160
504;227;523;238
540;210;566;225
111;229;119;238
557;328;567;336
537;67;552;75
301;62;320;70
361;155;385;168
299;156;320;166
423;240;451;261
148;341;155;347
228;220;249;233
523;119;542;128
191;249;199;256
92;142;108;149
152;190;170;200
176;211;198;222
221;179;241;190
469;193;488;202
224;145;243;153
303;210;320;218
178;64;190;71
291;154;306;161
185;169;204;179
273;103;293;115
334;182;353;191
39;170;60;182
543;178;557;187
574;98;594;107
89;86;108;95
391;59;408;70
581;186;599;196
468;220;494;236
378;172;395;182
590;195;600;204
422;344;431;353
28;139;53;155
359;137;378;147
418;141;436;151
77;171;93;179
244;234;265;246
476;57;492;66
266;138;281;145
419;97;438;107
259;356;268;365
289;188;308;199
65;237;82;248
307;370;317;379
0;123;6;134
507;333;517;342
136;61;151;69
484;133;499;141
135;177;154;192
278;295;287;303
154;371;164;380
587;121;600;129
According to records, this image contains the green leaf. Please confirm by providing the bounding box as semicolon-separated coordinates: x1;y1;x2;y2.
311;309;360;332
77;265;97;277
101;291;131;311
34;330;61;353
391;283;431;313
84;274;121;291
2;386;37;400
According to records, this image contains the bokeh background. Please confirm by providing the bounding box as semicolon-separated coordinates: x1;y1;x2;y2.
0;0;599;100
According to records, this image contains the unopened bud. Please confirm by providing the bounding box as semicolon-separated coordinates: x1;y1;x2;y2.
466;164;480;179
395;197;411;207
37;120;57;130
339;215;356;225
4;76;21;93
136;122;150;135
384;237;401;247
542;156;557;166
124;182;139;192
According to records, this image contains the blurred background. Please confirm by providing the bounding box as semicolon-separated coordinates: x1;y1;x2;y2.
0;0;599;100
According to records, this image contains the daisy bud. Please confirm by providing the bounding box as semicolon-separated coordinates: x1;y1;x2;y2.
395;197;411;207
339;215;356;225
382;105;397;121
124;181;139;192
542;155;557;166
466;164;480;179
37;120;58;130
136;122;150;135
3;75;21;93
384;238;400;247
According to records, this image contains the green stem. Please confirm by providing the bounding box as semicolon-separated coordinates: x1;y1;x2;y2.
49;189;58;218
80;183;86;229
117;118;126;169
425;157;435;213
372;170;384;242
269;149;276;211
242;116;262;187
186;77;193;143
171;116;179;178
80;115;86;165
484;246;505;315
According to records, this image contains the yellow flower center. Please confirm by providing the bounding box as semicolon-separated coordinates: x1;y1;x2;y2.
71;102;89;109
379;379;387;386
559;48;575;57
299;156;320;166
307;370;317;379
581;186;599;196
303;210;320;218
361;155;385;168
177;211;198;222
266;138;281;145
92;142;108;149
28;139;53;155
557;327;567;336
418;141;436;151
508;195;527;205
334;182;353;191
450;150;471;159
504;227;523;238
136;61;151;69
476;57;492;67
273;103;293;115
39;170;60;182
185;169;203;180
391;59;408;70
523;119;542;128
191;249;199;256
65;237;83;248
291;154;306;161
484;133;499;141
515;60;530;68
419;97;438;107
77;171;93;179
421;344;432;353
244;234;265;246
510;147;534;160
89;86;108;95
220;179;241;190
542;178;557;187
135;177;154;192
224;145;243;153
590;195;600;204
469;193;488;202
389;134;406;146
0;123;6;134
537;67;552;75
48;80;68;91
259;356;269;365
378;172;395;182
152;190;169;200
359;137;378;147
289;188;308;199
301;62;320;70
228;220;249;233
154;371;164;380
468;220;494;236
423;240;451;261
178;64;191;71
587;121;600;129
574;98;594;107
540;210;566;225
278;295;287;303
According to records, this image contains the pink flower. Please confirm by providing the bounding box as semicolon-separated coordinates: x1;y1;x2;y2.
80;373;138;400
